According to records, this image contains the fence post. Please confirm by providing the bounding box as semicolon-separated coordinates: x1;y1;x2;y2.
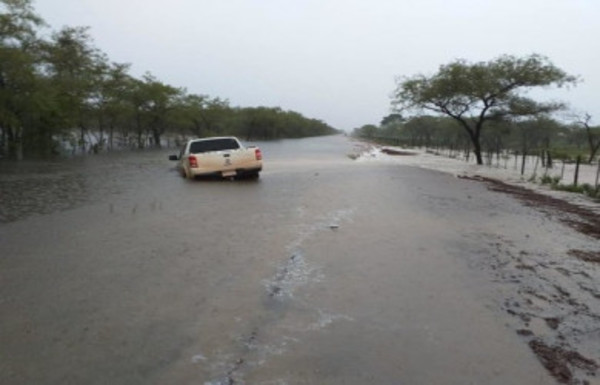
541;150;546;168
574;155;581;187
595;159;600;191
532;154;540;180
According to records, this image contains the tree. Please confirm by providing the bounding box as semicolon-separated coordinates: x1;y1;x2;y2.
175;94;230;137
380;113;404;127
352;124;378;139
574;113;600;163
0;0;45;158
392;54;576;164
138;73;181;147
239;107;280;140
2;0;339;158
92;62;133;150
42;26;106;153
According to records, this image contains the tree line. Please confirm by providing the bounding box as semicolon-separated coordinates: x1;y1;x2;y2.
355;114;600;165
354;54;599;165
0;0;337;160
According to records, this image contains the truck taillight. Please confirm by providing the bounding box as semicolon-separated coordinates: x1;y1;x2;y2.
255;148;262;161
188;155;198;168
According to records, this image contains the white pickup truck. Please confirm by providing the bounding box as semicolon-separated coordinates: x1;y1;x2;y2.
169;136;262;179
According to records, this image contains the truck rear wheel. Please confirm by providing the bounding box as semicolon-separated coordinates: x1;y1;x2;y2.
184;167;194;180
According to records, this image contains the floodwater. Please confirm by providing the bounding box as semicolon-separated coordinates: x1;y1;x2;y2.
2;135;596;384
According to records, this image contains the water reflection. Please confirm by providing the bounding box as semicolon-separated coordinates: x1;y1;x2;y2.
0;150;172;223
0;135;354;223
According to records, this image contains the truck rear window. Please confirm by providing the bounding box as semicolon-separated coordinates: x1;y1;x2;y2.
189;138;240;153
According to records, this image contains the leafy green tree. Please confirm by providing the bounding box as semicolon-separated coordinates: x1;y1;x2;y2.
93;62;133;150
175;94;230;137
1;0;339;158
380;113;404;127
392;54;576;164
42;26;106;152
352;124;378;139
139;73;181;147
403;116;439;147
0;0;45;158
238;107;279;140
378;113;403;140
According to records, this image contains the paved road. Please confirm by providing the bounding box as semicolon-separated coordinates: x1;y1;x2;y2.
1;135;557;384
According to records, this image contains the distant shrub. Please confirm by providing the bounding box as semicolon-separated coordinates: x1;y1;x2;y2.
540;175;553;185
552;183;599;199
581;183;599;198
550;149;586;162
554;184;584;193
540;174;562;186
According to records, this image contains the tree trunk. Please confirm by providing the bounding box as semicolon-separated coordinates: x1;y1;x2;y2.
456;119;483;165
472;137;483;165
521;149;527;176
6;125;24;160
79;124;86;154
588;143;600;164
109;123;114;151
152;128;161;148
136;113;144;149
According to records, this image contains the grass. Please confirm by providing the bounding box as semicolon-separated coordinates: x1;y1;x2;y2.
552;183;600;199
534;174;599;199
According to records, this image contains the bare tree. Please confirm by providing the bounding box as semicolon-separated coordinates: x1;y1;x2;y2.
575;113;600;163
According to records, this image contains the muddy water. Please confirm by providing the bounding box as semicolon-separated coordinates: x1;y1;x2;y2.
0;135;575;384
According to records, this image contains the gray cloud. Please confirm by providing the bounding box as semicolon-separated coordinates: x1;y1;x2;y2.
35;0;599;130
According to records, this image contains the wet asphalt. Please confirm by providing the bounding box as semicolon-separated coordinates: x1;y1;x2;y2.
0;135;565;384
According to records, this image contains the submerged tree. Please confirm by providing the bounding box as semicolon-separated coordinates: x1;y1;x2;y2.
42;26;107;152
392;54;576;164
1;0;338;159
0;0;45;158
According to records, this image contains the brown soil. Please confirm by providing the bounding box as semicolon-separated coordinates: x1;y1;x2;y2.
529;340;598;384
460;176;600;240
568;249;600;264
460;175;600;384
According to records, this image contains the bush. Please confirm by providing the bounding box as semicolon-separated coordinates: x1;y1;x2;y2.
554;184;584;193
581;183;599;198
553;183;600;199
540;174;562;186
540;175;553;185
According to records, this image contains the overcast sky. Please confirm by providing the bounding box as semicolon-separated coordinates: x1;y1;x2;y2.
34;0;599;130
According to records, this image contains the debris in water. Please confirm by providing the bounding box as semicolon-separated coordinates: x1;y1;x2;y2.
517;329;534;336
380;148;418;156
191;354;207;363
544;317;561;330
268;286;282;297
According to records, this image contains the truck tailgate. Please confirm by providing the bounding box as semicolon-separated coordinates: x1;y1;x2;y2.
197;149;259;173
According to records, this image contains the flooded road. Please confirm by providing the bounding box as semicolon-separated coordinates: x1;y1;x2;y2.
2;135;596;384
